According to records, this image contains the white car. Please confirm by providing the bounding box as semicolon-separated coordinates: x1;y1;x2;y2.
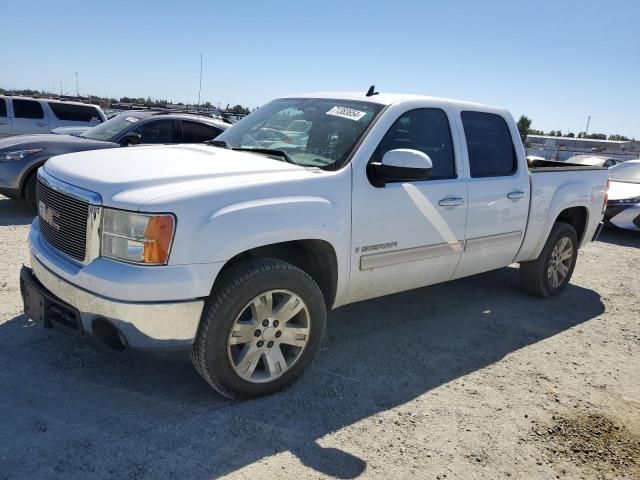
0;96;106;137
565;154;623;168
604;160;640;231
20;90;609;398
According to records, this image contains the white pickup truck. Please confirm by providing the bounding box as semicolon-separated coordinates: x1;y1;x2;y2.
21;91;609;398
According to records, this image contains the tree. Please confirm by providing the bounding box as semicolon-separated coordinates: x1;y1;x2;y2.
608;134;630;141
587;133;606;140
517;115;532;143
566;132;575;138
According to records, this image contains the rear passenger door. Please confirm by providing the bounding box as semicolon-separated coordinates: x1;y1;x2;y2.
452;110;529;279
180;120;223;143
0;99;10;137
11;99;50;135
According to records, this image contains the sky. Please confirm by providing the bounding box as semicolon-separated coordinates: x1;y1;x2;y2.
2;0;639;138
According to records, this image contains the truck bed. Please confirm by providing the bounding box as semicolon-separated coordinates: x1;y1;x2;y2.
527;158;608;172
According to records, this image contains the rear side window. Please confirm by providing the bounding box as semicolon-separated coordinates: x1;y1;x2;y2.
132;119;177;144
372;108;456;180
13;99;44;119
0;99;6;117
182;121;222;143
461;111;516;177
48;102;102;123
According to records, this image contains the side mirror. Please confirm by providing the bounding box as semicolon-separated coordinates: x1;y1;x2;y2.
368;149;432;187
122;132;142;146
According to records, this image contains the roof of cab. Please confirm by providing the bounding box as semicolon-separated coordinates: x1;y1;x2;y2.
281;90;501;111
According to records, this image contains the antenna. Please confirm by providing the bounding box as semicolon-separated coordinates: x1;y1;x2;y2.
75;71;79;97
366;85;379;97
197;52;203;108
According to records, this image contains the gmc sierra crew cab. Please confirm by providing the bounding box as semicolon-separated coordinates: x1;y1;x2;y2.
20;91;609;398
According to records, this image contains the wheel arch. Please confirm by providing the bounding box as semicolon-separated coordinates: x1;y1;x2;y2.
555;206;589;245
213;239;340;309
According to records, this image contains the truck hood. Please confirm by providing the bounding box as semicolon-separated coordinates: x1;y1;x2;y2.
43;144;314;209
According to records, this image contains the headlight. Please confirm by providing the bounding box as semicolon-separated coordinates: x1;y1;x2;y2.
0;148;44;162
101;209;175;265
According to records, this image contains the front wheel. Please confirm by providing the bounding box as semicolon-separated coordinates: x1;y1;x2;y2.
191;258;327;398
520;222;579;298
24;172;38;211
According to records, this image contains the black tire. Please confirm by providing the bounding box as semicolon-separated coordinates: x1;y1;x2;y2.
520;222;578;298
191;258;327;399
23;172;38;212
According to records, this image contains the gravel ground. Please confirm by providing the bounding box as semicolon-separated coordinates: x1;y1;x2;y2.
0;194;638;480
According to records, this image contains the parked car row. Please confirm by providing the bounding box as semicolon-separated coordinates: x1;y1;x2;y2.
0;110;229;208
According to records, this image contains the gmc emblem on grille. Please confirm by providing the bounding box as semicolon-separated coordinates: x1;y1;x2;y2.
38;201;61;231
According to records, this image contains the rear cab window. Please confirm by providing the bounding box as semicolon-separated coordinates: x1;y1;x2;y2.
461;111;516;177
0;98;6;117
13;99;44;119
48;102;103;123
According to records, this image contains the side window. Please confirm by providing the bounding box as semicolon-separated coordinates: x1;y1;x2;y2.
182;121;222;143
131;120;176;144
0;99;6;117
13;99;44;119
461;111;517;177
372;108;456;180
48;102;102;123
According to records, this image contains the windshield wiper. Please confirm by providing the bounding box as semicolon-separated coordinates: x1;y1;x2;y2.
206;139;231;149
231;147;295;164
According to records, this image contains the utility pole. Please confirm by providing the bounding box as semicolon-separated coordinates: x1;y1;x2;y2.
585;115;591;136
75;72;79;98
60;82;63;97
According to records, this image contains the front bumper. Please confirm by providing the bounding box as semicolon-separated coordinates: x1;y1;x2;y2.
24;252;205;351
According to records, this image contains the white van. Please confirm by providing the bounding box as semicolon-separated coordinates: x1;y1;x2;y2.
0;96;106;137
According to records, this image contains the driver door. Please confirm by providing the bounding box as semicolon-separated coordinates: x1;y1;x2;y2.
348;106;468;303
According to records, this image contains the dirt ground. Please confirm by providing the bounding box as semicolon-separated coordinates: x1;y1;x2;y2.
0;194;638;480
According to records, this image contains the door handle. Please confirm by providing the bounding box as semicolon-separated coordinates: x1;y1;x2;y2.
36;122;47;127
0;121;8;125
438;197;464;207
506;190;526;201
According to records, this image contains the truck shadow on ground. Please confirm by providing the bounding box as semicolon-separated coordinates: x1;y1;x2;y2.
597;226;640;248
0;195;34;226
0;266;604;479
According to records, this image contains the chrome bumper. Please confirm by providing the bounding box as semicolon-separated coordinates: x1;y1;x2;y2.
29;252;204;350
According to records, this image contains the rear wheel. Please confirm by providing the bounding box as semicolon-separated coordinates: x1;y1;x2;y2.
520;222;578;298
191;258;327;398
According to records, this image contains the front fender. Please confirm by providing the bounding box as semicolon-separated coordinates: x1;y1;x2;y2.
204;195;346;262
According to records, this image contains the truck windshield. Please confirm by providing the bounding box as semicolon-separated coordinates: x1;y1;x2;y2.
214;98;384;170
80;114;142;142
609;161;640;183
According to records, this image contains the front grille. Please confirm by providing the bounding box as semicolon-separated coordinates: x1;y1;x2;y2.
36;179;88;261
